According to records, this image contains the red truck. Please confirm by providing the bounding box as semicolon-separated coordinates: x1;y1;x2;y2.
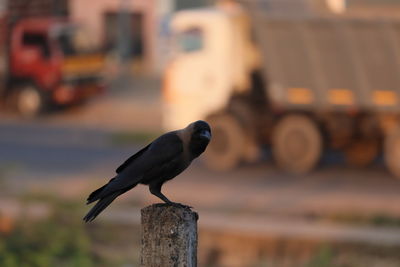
0;0;105;117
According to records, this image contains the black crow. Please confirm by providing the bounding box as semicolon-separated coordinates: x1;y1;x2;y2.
83;120;211;222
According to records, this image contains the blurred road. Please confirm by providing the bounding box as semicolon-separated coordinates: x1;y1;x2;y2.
0;120;138;180
1;74;400;222
0;73;163;132
1;118;400;221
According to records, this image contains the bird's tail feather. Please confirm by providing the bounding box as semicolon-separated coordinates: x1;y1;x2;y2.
86;178;116;204
83;192;119;222
86;184;107;204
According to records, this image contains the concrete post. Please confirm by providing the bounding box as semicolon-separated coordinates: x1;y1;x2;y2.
140;204;198;267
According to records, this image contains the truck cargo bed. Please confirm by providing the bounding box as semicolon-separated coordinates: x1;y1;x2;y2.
254;16;400;111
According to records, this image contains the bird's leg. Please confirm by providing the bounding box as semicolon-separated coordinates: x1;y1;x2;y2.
149;182;175;203
149;183;192;208
150;184;173;203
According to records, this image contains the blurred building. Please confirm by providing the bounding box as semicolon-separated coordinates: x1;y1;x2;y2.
248;0;346;14
69;0;210;75
247;0;400;15
5;0;69;17
69;0;400;75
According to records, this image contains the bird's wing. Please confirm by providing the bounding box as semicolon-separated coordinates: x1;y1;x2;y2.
116;143;151;173
116;132;182;173
96;133;183;198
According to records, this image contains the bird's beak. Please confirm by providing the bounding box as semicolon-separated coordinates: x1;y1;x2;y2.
199;130;211;140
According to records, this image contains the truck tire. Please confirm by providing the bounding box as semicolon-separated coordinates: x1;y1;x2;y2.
272;114;322;174
384;127;400;178
10;85;47;117
203;113;245;171
229;100;260;162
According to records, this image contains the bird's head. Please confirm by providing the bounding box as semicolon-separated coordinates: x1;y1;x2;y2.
186;120;212;158
191;120;212;141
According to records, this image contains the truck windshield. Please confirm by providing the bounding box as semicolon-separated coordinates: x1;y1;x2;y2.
52;25;95;56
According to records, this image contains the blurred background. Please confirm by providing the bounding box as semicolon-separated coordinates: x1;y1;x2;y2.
1;0;400;266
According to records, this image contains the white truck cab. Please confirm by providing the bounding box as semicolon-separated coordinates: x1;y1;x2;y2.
162;4;259;130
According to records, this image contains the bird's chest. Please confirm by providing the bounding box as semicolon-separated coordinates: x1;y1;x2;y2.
163;155;191;181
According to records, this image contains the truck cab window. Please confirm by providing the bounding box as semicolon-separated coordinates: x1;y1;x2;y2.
22;32;51;58
52;25;95;56
177;28;203;53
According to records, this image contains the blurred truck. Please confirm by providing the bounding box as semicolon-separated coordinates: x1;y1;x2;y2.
0;0;104;117
162;1;400;178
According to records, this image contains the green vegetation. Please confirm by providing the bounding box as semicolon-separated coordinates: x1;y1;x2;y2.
307;246;334;267
0;198;94;267
1;191;399;267
328;213;400;228
370;214;400;227
0;193;141;267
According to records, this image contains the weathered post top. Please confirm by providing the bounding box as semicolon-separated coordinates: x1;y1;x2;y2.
141;204;199;267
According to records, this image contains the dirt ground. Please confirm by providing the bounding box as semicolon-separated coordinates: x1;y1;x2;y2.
1;74;400;266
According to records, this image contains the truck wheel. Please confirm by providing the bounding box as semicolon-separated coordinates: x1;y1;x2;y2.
345;140;378;167
272;114;322;174
203;113;245;171
229;100;260;162
384;127;400;178
11;85;47;117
